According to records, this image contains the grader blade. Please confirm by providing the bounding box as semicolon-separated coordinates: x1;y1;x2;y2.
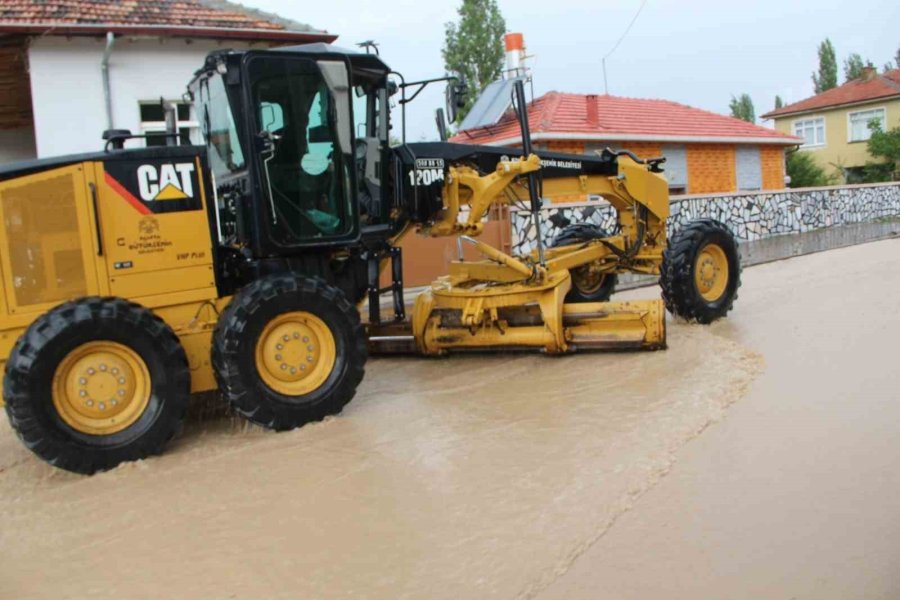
563;300;666;351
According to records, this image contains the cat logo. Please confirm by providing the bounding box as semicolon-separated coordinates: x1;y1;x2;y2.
136;163;195;202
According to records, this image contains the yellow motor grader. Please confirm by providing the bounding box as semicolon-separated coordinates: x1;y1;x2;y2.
0;44;740;473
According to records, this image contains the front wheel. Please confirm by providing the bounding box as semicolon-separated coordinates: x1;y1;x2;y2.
552;223;618;303
660;219;741;323
212;274;367;430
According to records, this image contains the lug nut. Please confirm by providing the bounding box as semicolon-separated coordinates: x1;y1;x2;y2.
118;377;126;385
302;337;310;343
79;377;87;385
282;335;290;342
98;402;106;411
307;345;314;352
290;367;297;374
111;368;119;375
307;355;314;362
280;364;287;370
293;332;300;339
275;354;282;361
111;400;118;407
79;390;87;397
300;364;307;371
117;389;125;396
87;368;95;375
276;343;284;350
99;364;107;372
86;400;94;407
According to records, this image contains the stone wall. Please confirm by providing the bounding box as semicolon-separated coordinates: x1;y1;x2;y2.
511;182;900;256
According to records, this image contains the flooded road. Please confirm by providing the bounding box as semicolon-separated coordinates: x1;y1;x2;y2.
4;239;894;599
539;237;900;600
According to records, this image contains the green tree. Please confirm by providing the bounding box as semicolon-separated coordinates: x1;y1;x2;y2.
728;93;755;122
895;46;900;68
786;151;835;188
864;121;900;181
812;39;838;93
774;95;784;110
843;53;874;81
442;0;507;124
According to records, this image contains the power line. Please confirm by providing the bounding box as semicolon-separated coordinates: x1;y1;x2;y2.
602;0;648;94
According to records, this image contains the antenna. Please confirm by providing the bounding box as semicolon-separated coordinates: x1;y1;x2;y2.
601;0;647;94
356;40;379;56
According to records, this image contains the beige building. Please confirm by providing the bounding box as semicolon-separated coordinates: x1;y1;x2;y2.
762;67;900;182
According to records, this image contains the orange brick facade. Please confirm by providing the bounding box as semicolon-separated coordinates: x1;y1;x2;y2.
760;145;786;190
685;144;737;194
536;140;785;199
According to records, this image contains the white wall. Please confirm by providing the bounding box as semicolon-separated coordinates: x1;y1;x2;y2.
28;36;258;158
0;127;37;163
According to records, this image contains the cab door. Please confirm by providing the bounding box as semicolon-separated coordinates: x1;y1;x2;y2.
242;53;360;253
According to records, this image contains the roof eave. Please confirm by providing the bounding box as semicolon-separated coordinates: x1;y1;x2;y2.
457;131;802;146
0;22;337;43
762;93;900;120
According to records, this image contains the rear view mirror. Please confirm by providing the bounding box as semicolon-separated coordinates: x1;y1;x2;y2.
445;77;468;123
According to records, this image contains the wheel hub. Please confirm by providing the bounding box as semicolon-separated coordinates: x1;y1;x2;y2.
694;243;729;302
572;266;606;295
255;312;336;396
52;341;150;435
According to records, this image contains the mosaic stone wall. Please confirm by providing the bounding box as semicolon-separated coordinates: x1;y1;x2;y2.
510;183;900;255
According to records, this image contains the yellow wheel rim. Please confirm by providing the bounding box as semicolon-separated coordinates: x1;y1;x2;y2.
52;341;151;436
572;266;607;295
694;243;730;302
254;311;336;396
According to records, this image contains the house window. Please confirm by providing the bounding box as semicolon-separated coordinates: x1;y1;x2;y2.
139;101;198;146
848;107;886;142
793;117;825;147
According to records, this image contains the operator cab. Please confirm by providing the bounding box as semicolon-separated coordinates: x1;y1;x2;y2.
189;44;395;258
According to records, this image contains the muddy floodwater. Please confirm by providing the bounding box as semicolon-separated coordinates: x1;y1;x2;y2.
2;238;897;599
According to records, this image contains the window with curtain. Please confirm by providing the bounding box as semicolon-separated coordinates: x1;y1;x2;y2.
848;108;886;142
793;117;825;147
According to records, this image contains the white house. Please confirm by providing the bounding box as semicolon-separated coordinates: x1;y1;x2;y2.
0;0;335;163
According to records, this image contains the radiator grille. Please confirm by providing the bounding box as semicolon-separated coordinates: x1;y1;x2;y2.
1;173;87;307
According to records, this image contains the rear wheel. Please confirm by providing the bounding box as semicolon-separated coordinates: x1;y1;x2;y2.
212;274;366;430
3;298;190;474
660;219;741;323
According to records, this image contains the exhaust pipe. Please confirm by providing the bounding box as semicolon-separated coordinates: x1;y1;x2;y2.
101;32;115;130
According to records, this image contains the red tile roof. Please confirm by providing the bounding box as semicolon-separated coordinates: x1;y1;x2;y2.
452;92;800;146
0;0;335;43
762;69;900;119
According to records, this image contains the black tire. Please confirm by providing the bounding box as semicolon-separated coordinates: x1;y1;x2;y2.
660;219;741;323
3;298;190;474
212;274;366;431
551;223;618;303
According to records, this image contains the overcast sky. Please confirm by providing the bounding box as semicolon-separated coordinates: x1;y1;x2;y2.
242;0;898;141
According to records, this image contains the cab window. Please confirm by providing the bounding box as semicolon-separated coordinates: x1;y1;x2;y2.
248;56;355;245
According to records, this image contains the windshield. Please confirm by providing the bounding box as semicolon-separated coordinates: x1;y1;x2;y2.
196;73;245;181
249;55;355;245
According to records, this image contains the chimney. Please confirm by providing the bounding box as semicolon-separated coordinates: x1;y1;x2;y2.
862;65;877;81
505;33;526;77
586;95;599;127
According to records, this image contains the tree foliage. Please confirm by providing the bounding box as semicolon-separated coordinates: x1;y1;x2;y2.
786;151;835;188
843;53;874;81
865;121;900;181
812;39;838;93
728;93;755;123
442;0;507;124
774;95;784;109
